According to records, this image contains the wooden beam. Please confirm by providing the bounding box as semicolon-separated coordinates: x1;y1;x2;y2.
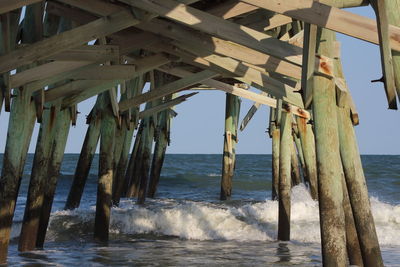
45;53;170;105
119;70;218;112
0;9;139;74
48;45;120;62
30;53;170;96
170;41;304;107
0;0;42;15
240;0;400;52
158;66;310;119
205;0;258;19
264;14;293;31
136;19;302;79
138;92;197;119
125;0;303;66
9;61;92;89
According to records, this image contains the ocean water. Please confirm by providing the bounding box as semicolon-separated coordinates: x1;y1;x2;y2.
3;154;400;266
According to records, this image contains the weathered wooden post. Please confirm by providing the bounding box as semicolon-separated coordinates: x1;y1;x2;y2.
147;95;173;198
220;93;241;200
19;103;61;252
9;3;48;251
290;140;302;186
125;124;144;198
64;107;101;210
295;116;318;200
278;110;291;241
292;124;307;181
94;91;117;242
112;76;144;205
342;175;364;266
148;72;177;198
269;106;280;200
312;28;347;266
335;61;384;266
36;108;71;248
137;71;160;204
20;14;72;251
0;7;28;264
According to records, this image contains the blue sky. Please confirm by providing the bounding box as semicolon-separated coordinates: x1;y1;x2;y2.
0;5;399;154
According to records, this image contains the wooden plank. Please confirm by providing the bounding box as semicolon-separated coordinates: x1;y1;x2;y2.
205;0;258;19
264;14;293;31
55;55;170;107
48;45;120;62
125;0;303;66
0;9;140;74
0;0;42;15
371;0;397;109
119;70;218;112
241;0;400;52
9;61;92;89
138;92;197;119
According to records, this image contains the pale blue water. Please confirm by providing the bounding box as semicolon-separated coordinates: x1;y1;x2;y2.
3;154;400;266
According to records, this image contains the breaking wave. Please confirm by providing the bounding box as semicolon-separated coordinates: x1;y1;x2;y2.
12;185;400;246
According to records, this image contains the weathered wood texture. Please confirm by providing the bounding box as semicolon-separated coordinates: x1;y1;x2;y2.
220;93;241;200
0;87;36;263
18;104;61;252
270;107;280;200
313;28;347;266
36;108;71;248
94;92;116;242
148;73;177;198
64;107;101;210
125;125;144;198
296;116;318;200
333;49;383;265
112;77;144;206
290;140;302;186
277;111;291;241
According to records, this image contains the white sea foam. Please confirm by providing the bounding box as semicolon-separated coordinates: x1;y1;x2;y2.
44;184;400;246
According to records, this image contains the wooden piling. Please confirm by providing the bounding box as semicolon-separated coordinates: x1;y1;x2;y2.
295;116;318;200
277;111;291;241
112;76;144;205
64;108;101;210
342;174;364;266
125;125;144;198
220;93;241;200
19;104;61;252
333;45;384;266
36;108;71;248
136;71;160;204
293;128;307;181
94;92;116;242
290;140;302;186
312;28;347;266
269;107;280;200
147;96;172;198
0;86;36;263
148;73;177;198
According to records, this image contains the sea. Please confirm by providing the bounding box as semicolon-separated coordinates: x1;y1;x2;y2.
3;154;400;266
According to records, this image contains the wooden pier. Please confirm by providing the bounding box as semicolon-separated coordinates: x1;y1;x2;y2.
0;0;397;265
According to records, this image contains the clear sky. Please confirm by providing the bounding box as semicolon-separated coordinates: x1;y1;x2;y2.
0;5;399;154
